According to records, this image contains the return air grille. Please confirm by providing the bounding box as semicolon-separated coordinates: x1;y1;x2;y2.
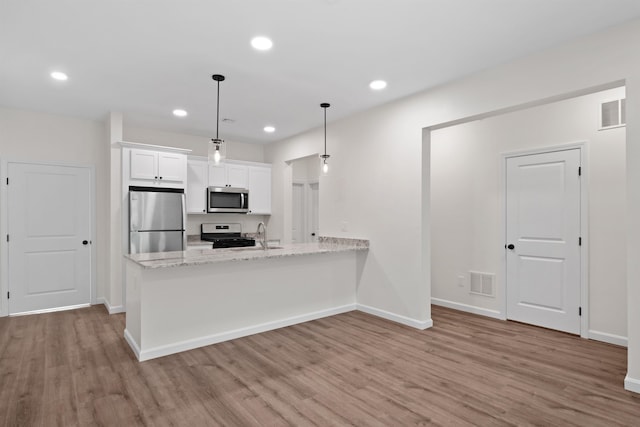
600;98;626;129
470;271;495;297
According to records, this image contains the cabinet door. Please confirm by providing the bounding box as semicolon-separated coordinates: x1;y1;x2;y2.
130;149;158;181
158;152;187;183
186;159;208;214
208;163;227;187
248;166;271;215
227;164;249;188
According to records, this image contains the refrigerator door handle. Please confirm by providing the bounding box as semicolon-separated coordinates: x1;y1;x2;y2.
181;193;187;250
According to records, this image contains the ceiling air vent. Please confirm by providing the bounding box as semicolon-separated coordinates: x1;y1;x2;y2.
470;271;495;297
600;98;626;130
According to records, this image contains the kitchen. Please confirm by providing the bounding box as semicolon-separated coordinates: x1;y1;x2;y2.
2;1;640;423
122;135;368;361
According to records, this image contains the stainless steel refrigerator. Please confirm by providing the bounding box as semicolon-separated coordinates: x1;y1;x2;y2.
129;186;186;254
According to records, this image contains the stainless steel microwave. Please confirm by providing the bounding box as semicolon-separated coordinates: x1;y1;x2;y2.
207;186;249;213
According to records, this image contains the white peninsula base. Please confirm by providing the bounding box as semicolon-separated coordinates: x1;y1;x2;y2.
124;244;366;361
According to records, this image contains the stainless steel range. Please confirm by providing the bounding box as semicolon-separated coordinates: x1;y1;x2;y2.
200;223;255;249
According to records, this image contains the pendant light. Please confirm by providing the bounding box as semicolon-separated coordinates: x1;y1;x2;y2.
320;103;330;175
209;74;226;165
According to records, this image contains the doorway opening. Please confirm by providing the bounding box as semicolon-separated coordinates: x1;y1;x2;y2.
291;155;320;243
428;84;627;341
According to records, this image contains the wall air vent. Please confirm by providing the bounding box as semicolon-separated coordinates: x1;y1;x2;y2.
600;98;626;130
469;271;495;297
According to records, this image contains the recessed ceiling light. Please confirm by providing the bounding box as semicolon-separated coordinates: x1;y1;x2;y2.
50;71;68;81
251;36;273;51
369;80;387;90
172;109;188;117
264;126;276;133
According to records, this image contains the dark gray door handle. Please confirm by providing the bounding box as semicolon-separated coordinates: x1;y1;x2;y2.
506;244;515;250
82;240;89;245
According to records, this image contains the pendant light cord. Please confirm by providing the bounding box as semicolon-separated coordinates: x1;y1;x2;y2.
324;107;327;156
216;79;220;140
320;102;330;159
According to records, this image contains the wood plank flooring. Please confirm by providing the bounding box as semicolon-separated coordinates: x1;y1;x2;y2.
1;305;639;426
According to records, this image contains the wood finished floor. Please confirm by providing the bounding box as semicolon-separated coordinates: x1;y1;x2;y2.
1;305;639;426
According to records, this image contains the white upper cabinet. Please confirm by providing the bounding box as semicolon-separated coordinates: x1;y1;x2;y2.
208;162;249;188
130;149;158;181
248;165;271;215
124;143;190;189
208;163;227;187
227;164;249;188
157;152;187;182
186;158;208;214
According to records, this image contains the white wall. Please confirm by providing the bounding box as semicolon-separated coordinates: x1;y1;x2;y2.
0;107;110;307
292;154;321;182
265;18;640;387
431;87;627;339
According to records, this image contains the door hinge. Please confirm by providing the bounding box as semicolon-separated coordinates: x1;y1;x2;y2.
5;177;8;185
6;292;9;299
579;237;582;246
6;234;8;242
578;166;582;176
579;307;582;316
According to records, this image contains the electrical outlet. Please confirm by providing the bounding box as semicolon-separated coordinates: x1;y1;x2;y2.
457;274;465;287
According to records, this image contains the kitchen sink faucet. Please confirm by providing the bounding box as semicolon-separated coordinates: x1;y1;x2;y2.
257;222;267;250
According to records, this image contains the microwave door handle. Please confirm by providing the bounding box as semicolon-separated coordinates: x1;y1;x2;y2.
241;193;245;209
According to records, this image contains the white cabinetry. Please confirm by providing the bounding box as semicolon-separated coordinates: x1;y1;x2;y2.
186;158;208;214
128;147;187;188
187;158;272;215
248;165;271;215
208;162;249;188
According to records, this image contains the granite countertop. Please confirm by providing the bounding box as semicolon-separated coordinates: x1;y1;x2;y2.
126;237;369;269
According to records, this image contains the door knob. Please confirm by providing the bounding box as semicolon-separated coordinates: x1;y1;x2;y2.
506;244;515;250
82;240;89;245
311;233;316;236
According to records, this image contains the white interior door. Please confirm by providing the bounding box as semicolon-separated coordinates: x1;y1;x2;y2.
292;182;305;243
8;162;92;314
309;182;319;242
506;149;581;334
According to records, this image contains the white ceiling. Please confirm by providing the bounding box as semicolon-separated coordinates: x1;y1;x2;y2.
2;0;640;144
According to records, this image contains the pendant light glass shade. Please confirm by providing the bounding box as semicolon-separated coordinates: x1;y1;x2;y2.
319;102;330;176
210;74;226;165
209;138;226;165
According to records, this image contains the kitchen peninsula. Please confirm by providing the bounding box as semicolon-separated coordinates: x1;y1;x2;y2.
124;237;368;361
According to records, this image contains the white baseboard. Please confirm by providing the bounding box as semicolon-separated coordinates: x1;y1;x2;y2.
357;304;433;330
10;303;91;316
124;328;141;360
588;330;628;347
136;303;357;361
624;375;640;394
431;297;505;320
97;297;125;314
